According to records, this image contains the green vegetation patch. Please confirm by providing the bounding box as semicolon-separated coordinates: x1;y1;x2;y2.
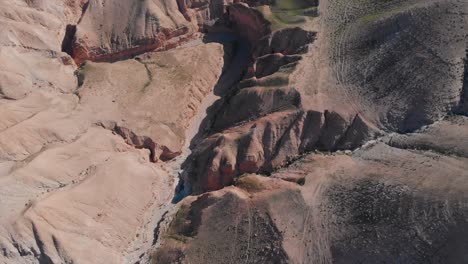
134;57;153;93
256;0;318;31
75;63;92;88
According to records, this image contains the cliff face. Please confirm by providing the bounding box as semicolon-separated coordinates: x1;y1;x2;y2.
68;0;193;64
67;0;241;65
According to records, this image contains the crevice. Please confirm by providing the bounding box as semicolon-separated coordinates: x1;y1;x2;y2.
152;211;169;246
10;235;30;257
61;24;77;57
135;58;154;92
266;110;305;170
177;10;321;194
31;223;53;264
77;1;90;24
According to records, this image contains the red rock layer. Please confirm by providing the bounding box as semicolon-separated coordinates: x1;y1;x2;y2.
225;3;271;44
72;26;193;66
100;122;181;163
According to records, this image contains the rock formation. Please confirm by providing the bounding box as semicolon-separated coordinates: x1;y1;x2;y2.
155;116;468;263
1;0;468;263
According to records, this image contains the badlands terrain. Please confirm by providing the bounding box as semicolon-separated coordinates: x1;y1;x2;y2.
0;0;467;263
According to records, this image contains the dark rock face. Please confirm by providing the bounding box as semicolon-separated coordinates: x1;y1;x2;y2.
183;26;317;192
254;27;316;57
183;6;382;192
255;54;302;78
328;0;468;132
61;25;77;57
212;87;302;131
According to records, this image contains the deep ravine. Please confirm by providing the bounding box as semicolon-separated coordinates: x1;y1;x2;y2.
125;33;252;264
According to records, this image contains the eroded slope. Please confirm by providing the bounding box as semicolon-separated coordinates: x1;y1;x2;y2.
155;116;468;263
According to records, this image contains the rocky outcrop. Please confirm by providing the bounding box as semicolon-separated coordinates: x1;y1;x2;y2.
155;116;468;263
183;23;380;192
225;3;271;43
65;0;196;64
72;25;195;65
100;122;180;162
188;108;381;192
68;0;248;65
152;184;291;263
177;0;234;26
254;53;302;78
254;27;316;57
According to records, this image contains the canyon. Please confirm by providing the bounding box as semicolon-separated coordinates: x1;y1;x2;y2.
0;0;467;263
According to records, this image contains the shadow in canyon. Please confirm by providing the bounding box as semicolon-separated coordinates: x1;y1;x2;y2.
172;32;253;203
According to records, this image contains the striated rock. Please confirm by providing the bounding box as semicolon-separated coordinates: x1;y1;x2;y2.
188;107;380;192
156;117;468;263
189;111;301;191
184;17;380;192
70;0;197;65
212;86;302;130
255;27;316;57
255;53;302;78
315;110;350;150
298;110;324;152
225;3;271;43
336;114;382;150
